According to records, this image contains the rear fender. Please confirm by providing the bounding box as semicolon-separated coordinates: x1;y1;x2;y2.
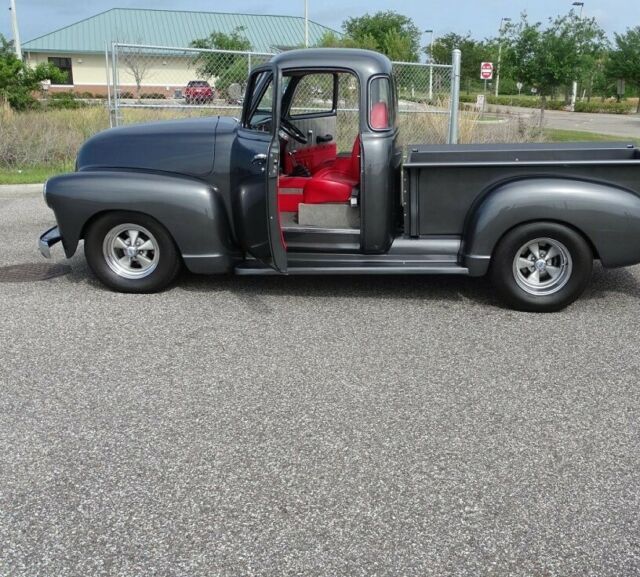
462;177;640;275
44;171;239;273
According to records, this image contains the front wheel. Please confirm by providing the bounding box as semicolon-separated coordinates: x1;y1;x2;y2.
490;222;593;312
84;211;181;293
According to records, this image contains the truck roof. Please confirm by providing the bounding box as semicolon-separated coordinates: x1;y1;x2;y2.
270;48;393;78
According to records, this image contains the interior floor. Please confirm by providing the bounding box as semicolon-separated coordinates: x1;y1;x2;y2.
281;204;360;231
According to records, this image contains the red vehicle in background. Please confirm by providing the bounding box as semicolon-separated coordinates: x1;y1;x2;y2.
184;80;214;104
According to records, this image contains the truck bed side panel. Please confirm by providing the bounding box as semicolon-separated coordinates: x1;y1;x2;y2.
408;164;640;236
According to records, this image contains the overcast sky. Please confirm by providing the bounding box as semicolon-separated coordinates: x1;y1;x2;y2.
2;0;638;47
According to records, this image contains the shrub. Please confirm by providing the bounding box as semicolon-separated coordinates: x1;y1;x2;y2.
574;100;633;114
140;92;166;99
46;92;86;109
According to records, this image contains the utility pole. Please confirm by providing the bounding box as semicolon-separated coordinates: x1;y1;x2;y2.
571;1;584;111
9;0;22;60
304;0;309;48
425;29;434;101
495;17;511;97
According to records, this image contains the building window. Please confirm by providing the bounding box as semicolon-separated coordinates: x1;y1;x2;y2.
48;57;73;85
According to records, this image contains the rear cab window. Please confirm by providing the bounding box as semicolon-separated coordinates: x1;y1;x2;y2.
368;76;395;131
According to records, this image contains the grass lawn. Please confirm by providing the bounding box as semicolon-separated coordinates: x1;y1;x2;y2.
0;165;71;185
544;128;640;145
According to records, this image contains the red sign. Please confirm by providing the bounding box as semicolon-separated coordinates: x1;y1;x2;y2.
480;62;494;80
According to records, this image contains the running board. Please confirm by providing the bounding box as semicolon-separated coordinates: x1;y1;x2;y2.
236;256;468;276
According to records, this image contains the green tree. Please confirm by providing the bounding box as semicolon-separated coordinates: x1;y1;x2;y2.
0;34;66;110
607;26;640;113
1;34;14;56
340;11;421;61
504;12;606;122
191;27;253;96
316;30;377;51
428;33;492;93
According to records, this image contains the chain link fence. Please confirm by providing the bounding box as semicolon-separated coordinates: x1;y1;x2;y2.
107;43;459;145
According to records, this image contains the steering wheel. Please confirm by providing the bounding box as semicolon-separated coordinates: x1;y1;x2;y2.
280;117;308;144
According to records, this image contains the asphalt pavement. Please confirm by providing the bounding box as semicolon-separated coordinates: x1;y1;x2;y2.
1;188;639;577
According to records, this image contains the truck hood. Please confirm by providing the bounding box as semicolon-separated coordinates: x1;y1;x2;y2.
76;116;239;177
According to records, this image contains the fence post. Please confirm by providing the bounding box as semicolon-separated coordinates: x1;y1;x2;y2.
428;64;433;101
111;42;119;126
105;45;113;127
448;49;461;144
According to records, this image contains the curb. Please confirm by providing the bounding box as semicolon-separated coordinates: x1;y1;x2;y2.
0;183;44;195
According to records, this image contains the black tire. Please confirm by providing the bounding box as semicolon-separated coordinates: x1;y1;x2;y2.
84;211;182;293
490;222;593;312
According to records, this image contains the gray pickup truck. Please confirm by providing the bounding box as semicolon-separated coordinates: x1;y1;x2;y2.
40;48;640;311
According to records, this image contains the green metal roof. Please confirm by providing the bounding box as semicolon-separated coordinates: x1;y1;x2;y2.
22;8;339;54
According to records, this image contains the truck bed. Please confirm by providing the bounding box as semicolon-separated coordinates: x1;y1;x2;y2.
403;142;640;237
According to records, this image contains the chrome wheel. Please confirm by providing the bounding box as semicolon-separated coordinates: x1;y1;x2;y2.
102;223;159;279
512;237;572;296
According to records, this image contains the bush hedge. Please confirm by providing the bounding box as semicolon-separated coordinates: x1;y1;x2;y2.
461;93;635;114
574;101;634;114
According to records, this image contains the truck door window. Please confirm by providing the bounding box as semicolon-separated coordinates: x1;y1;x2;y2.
289;73;336;118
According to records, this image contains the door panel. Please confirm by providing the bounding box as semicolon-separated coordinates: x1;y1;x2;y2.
231;66;287;272
288;116;337;151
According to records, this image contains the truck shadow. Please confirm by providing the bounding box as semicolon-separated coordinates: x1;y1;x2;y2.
62;255;640;307
581;263;640;302
180;272;495;307
179;261;640;309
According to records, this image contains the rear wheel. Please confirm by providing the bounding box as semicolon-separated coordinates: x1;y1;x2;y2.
490;222;592;312
84;211;181;293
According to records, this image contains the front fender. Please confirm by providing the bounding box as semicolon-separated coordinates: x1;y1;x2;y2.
44;170;239;273
462;178;640;275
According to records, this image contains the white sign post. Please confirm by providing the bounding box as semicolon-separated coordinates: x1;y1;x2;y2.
480;62;493;114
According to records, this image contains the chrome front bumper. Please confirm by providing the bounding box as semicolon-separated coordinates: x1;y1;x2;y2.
39;226;62;259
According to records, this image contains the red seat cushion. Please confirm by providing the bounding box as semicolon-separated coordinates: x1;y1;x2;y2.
302;136;361;204
303;171;356;204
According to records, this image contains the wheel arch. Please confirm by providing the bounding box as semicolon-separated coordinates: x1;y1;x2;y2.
490;218;600;261
45;170;240;273
461;177;640;276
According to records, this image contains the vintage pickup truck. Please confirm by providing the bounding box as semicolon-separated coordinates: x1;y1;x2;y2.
40;48;640;311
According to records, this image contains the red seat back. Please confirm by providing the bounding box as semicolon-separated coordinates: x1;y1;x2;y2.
370;102;389;130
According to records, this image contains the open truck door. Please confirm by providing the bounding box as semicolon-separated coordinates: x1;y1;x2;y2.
231;64;287;272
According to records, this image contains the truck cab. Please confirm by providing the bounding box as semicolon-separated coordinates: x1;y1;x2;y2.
230;49;402;273
40;49;640;312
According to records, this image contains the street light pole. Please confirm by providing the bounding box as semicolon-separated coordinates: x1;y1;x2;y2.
9;0;22;60
304;0;309;48
495;17;511;97
425;29;434;101
571;1;585;110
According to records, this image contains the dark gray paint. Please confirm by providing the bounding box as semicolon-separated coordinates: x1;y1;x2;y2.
77;117;219;177
44;171;238;274
461;177;640;275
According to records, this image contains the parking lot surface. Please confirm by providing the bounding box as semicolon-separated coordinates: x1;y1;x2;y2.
1;188;639;577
